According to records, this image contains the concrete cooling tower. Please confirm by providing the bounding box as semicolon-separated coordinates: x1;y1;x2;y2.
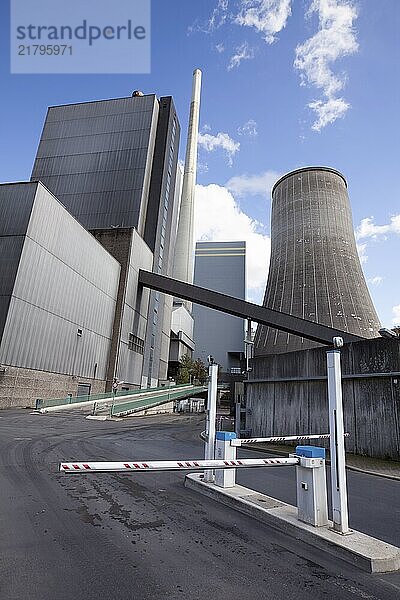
254;166;381;355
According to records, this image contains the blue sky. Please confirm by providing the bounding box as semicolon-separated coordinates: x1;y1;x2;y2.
1;1;399;326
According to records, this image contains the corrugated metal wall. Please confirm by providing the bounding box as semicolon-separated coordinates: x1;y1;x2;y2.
31;95;159;231
193;241;246;372
0;183;120;380
142;98;180;386
247;337;400;459
116;230;152;386
0;183;37;344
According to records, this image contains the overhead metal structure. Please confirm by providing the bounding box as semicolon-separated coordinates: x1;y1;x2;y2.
138;270;363;347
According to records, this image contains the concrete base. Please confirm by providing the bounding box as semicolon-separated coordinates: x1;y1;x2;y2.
86;415;109;421
185;473;400;573
0;365;106;409
132;401;174;417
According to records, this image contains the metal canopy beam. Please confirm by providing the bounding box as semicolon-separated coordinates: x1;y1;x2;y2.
138;270;363;346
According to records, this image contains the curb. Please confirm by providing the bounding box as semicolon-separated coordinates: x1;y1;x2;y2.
241;444;400;482
185;473;400;573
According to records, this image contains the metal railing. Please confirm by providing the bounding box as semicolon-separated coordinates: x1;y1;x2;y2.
111;385;207;417
36;383;203;411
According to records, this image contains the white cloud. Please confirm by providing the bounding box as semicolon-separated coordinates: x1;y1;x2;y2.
227;42;255;70
215;43;225;53
393;305;400;326
197;161;209;174
308;97;349;131
198;131;240;166
237;119;258;137
235;0;292;44
194;183;270;300
188;0;229;34
355;214;400;265
225;170;280;197
355;215;400;241
208;0;229;30
356;242;367;264
294;0;359;130
367;276;383;286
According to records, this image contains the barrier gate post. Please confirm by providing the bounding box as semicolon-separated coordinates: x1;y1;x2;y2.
295;446;328;527
204;362;218;482
215;431;237;488
327;345;350;534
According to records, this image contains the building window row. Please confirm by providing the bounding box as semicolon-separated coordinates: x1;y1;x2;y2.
128;333;145;354
230;367;241;374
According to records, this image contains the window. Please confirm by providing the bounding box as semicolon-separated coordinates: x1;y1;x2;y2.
230;367;241;374
128;333;144;354
77;383;91;396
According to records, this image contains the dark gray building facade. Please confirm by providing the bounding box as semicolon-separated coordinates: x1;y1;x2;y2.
255;167;381;355
193;241;245;375
31;93;181;387
31;95;159;231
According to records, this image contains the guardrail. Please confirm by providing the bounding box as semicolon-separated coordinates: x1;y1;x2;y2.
111;385;207;417
36;383;201;411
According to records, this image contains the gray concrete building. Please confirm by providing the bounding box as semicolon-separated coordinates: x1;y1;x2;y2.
193;241;246;376
31;94;161;232
168;303;196;378
0;90;184;407
91;228;152;390
255;167;381;355
0;182;120;407
31;93;181;387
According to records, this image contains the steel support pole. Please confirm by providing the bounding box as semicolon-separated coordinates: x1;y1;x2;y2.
204;363;218;482
235;401;241;438
327;349;350;534
245;319;253;373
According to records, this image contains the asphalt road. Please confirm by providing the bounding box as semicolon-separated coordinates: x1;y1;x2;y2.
0;409;399;600
237;450;400;547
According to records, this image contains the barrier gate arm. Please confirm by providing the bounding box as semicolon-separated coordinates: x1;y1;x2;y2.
59;457;299;473
232;433;350;446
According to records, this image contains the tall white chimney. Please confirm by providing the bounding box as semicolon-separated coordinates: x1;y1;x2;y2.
173;68;202;310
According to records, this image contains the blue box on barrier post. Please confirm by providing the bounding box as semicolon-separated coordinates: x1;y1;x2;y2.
295;446;326;459
216;431;236;441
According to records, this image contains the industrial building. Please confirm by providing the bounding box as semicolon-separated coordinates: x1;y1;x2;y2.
192;241;246;378
0;181;124;405
0;85;194;408
30;92;181;389
254;167;381;355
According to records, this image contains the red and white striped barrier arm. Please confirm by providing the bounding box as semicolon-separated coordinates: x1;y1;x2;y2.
59;457;299;473
231;433;350;446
